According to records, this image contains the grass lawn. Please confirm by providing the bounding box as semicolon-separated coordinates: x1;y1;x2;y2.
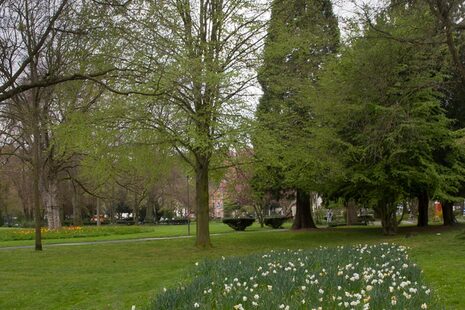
0;224;464;309
0;221;271;247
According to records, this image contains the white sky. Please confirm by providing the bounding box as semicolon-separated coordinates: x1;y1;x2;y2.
333;0;385;37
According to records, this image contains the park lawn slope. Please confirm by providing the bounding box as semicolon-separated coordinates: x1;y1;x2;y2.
0;221;277;247
0;225;463;309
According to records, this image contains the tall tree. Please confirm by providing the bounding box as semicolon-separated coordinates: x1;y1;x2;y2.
108;0;268;248
255;0;339;229
0;0;118;250
344;0;465;228
317;2;465;234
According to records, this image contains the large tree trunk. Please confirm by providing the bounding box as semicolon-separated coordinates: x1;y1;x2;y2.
417;191;429;227
345;200;358;225
32;132;42;250
195;156;211;248
31;67;43;250
379;202;397;235
71;182;82;226
292;190;316;229
42;176;61;230
443;201;457;226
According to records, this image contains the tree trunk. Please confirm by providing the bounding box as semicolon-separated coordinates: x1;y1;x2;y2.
379;203;397;235
18;166;33;221
345;200;358;225
417;191;429;227
397;202;408;225
195;156;211;248
133;193;139;225
42;176;61;230
153;201;160;223
252;203;265;228
145;194;154;224
32;86;42;250
32;140;42;250
443;201;457;226
292;189;316;230
71;182;82;226
96;198;101;226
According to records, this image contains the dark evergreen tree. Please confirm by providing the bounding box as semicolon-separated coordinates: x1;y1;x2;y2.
255;0;340;229
317;2;465;234
440;44;465;226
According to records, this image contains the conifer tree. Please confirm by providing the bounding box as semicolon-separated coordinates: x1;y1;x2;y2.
255;0;339;229
317;2;465;234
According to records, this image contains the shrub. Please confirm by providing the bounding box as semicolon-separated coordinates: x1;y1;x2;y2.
159;218;188;225
151;244;438;309
264;216;289;229
222;218;255;231
116;218;135;225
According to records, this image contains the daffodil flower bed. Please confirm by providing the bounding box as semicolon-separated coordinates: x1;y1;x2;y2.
152;244;437;309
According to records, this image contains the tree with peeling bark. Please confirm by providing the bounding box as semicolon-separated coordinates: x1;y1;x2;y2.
254;0;340;230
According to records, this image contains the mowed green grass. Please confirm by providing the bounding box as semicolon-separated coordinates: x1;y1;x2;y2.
0;224;464;310
0;221;264;247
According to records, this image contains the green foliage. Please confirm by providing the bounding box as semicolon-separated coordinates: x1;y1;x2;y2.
223;199;254;219
54;94;173;199
151;244;438;309
254;0;341;195
326;198;345;210
316;3;465;225
222;201;243;218
264;216;289;229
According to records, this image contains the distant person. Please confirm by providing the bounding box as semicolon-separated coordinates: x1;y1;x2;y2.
326;209;333;225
